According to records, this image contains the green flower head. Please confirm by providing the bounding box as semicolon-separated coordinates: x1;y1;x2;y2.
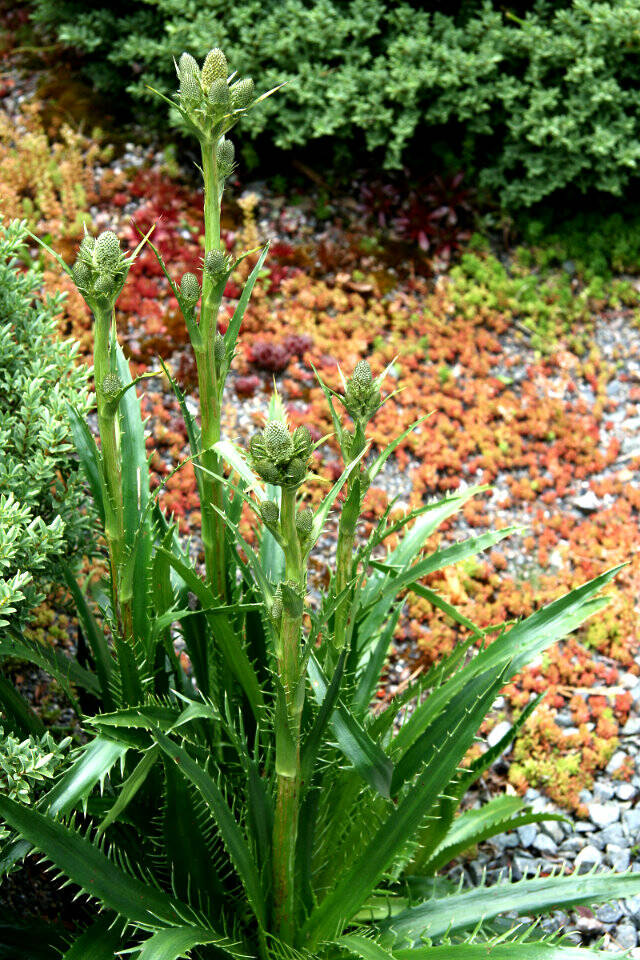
343;359;381;424
249;420;312;488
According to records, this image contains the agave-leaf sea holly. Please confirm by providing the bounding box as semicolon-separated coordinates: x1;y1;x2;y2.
1;46;640;960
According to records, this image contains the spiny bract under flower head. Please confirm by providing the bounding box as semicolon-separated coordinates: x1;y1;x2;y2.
180;272;200;304
231;78;255;110
94;231;122;270
201;48;228;91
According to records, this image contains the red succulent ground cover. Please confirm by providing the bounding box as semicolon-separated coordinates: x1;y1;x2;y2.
40;157;640;814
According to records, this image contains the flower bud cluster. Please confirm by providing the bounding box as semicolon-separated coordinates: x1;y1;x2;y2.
176;47;256;143
71;230;128;307
343;360;381;424
249;421;312;487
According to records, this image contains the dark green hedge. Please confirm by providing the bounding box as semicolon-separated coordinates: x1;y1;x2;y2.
33;0;640;207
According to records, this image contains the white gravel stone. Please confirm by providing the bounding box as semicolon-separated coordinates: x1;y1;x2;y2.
588;803;620;828
574;845;603;873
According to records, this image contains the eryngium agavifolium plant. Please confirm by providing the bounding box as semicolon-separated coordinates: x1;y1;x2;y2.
0;47;639;960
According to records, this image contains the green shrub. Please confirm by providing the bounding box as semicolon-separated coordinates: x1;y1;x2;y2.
32;0;640;206
0;220;94;630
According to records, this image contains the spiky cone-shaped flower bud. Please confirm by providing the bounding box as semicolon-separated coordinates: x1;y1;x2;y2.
231;78;255;110
284;457;307;486
201;48;228;93
216;138;235;179
263;421;294;465
178;52;200;80
207;77;231;113
179;72;203;106
214;333;226;370
295;507;313;542
72;260;92;290
204;248;231;281
260;500;280;526
344;359;381;423
101;373;123;412
180;272;200;306
271;585;283;624
93;273;119;298
94;231;123;272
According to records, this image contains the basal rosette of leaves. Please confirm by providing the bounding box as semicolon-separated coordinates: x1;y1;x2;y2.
4;47;640;960
32;0;640;207
0;220;95;639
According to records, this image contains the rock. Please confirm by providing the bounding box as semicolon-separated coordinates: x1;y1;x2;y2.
576;915;604;935
533;832;558;855
617;923;638;949
599;823;626;847
561;837;587;853
623;809;640;836
579;789;594;804
606;752;627;775
594;781;616;802
512;855;541;880
576;821;596;833
588;803;620;828
543;820;568;844
617;783;637;802
555;710;575;728
574;845;603;874
606;844;631;872
487;720;512;749
492;832;519;850
623;894;640;925
597;903;623;924
624;717;640;736
620;672;639;689
517;823;538;848
573;491;600;513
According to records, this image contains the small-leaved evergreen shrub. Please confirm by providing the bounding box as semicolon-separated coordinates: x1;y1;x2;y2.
0;220;94;630
32;0;640;206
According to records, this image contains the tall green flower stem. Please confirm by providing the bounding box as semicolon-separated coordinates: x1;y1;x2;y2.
195;139;226;600
333;455;364;656
93;305;129;636
272;487;306;941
